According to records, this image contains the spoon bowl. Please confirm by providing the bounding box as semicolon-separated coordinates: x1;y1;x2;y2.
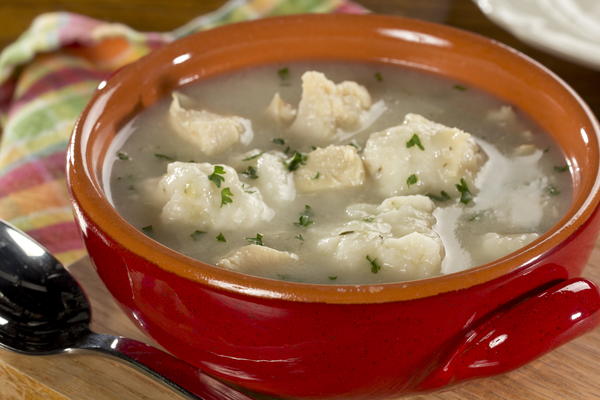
0;220;253;400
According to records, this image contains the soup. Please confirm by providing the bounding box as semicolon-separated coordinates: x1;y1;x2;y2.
106;62;571;284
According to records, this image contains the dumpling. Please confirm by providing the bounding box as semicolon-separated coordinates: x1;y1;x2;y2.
156;162;274;230
311;195;444;281
294;145;365;193
267;71;384;144
363;113;486;199
254;152;296;204
169;93;253;156
216;245;299;276
472;232;539;265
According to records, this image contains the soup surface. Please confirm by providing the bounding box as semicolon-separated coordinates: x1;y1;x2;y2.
107;62;572;284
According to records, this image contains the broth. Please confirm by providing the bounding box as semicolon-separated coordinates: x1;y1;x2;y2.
106;62;571;284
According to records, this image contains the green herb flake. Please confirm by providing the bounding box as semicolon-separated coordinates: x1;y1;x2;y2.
216;232;226;242
455;178;473;205
241;166;259;179
427;191;451;202
339;231;355;236
242;151;264;161
545;185;561;196
277;67;290;80
453;84;468;91
349;140;361;151
220;187;234;207
366;255;381;274
553;165;569;173
154;153;175;161
374;72;383;82
286;151;308;171
141;225;153;234
190;230;206;240
272;138;286;145
246;233;264;246
328;276;338;281
362;217;375;223
208;165;226;188
407;174;418;186
295;233;305;241
406;134;425;151
117;151;130;160
294;205;314;228
543;147;551;153
312;172;321;180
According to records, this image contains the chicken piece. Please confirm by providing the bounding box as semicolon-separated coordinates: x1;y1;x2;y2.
169;93;253;156
287;71;374;144
512;144;539;157
294;145;365;193
363;113;486;198
254;152;296;204
312;195;444;281
486;105;516;126
472;232;539;265
266;93;296;126
216;245;299;276
156;162;274;231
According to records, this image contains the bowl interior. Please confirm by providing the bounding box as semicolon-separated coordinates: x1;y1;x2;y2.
69;14;600;304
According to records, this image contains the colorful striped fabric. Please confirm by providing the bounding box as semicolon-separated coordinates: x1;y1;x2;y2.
0;0;367;266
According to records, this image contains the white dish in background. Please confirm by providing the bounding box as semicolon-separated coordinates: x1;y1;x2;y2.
474;0;600;70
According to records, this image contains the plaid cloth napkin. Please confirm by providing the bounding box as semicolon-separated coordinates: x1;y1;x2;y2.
0;0;367;266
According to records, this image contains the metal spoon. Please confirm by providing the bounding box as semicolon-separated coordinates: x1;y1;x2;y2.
0;220;253;400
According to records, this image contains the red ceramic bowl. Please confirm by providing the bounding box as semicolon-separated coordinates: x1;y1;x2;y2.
67;14;600;399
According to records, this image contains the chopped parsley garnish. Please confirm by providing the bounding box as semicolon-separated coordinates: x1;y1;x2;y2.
208;165;226;188
272;138;286;145
310;145;317;151
455;178;473;205
295;233;304;241
190;230;206;240
117;151;130;160
545;185;561;196
427;191;451;202
216;232;226;242
246;233;264;246
241;166;259;179
406;134;425;151
543;147;551;153
374;72;383;82
154;153;175;161
312;172;321;180
349;140;361;151
294;205;314;227
242;151;264;161
286;151;308;171
362;216;375;223
277;67;290;80
407;174;418;186
328;276;338;281
366;255;381;274
554;165;569;173
453;84;467;91
220;187;234;207
339;231;355;236
141;225;153;234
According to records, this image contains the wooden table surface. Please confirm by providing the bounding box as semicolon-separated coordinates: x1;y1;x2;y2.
1;1;599;399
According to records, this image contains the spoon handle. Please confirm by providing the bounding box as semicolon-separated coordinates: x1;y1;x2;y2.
75;332;255;400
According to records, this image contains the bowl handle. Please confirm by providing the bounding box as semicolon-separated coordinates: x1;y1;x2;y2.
419;278;600;390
